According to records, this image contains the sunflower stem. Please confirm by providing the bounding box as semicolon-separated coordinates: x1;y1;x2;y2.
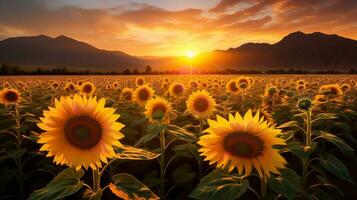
302;109;312;190
14;104;24;199
198;119;204;179
260;175;267;198
159;122;166;199
92;169;101;192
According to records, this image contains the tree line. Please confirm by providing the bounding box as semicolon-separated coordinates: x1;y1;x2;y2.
1;64;356;75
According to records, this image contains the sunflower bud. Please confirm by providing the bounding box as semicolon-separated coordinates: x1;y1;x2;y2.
298;98;312;110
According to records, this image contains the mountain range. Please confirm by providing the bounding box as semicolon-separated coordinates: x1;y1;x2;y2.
0;31;357;71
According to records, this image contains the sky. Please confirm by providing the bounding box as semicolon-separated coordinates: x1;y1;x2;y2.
0;0;357;57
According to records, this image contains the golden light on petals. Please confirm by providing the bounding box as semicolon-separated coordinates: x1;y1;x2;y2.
79;81;95;97
144;96;172;123
186;90;216;119
121;87;134;101
134;84;154;105
135;77;145;86
226;79;239;94
0;88;21;105
198;109;286;177
37;94;125;170
169;82;185;97
64;82;76;93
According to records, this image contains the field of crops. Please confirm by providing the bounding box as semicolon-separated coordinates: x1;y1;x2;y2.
0;74;356;200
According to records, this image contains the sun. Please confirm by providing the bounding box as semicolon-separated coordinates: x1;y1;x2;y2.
185;50;196;58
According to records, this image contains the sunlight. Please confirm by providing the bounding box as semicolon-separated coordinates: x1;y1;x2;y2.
185;50;196;58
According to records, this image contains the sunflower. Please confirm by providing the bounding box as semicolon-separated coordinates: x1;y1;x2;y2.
169;82;185;97
37;94;125;170
186;90;216;119
313;94;327;104
226;79;239;94
318;84;343;97
0;88;21;105
256;109;275;126
144;97;172;123
135;77;145;87
112;82;119;88
237;77;251;90
264;85;278;97
198;110;286;177
121;87;134;101
296;84;305;93
134;84;154;105
79;81;96;97
2;82;11;88
189;80;198;89
161;83;169;90
52;82;59;89
296;79;305;86
340;83;351;93
64;82;76;93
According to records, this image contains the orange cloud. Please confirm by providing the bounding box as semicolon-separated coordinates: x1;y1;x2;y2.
0;0;356;56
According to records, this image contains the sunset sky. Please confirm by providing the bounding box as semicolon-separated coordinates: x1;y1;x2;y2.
0;0;357;57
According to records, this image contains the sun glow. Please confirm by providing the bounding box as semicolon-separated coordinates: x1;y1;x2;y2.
185;50;196;58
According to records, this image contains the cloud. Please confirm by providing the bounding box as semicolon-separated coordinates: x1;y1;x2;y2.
209;0;241;12
0;0;356;56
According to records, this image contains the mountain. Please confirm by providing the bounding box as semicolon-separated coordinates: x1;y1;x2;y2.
1;32;357;71
0;35;143;71
190;31;357;70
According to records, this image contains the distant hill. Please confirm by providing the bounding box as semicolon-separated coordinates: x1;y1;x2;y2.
0;35;143;71
190;31;357;70
1;32;357;72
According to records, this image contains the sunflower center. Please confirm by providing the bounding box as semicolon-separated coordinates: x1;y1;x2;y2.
173;85;183;94
329;87;338;95
193;97;209;112
138;89;149;101
223;132;264;158
83;84;93;93
5;91;18;102
152;103;167;115
64;116;102;150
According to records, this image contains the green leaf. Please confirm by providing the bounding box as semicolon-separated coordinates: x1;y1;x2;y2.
277;121;298;129
267;168;301;200
116;145;160;160
109;173;159;200
167;124;196;142
189;169;249;200
312;113;337;123
287;141;317;160
135;124;166;145
318;131;353;152
172;163;196;184
29;168;84;200
22;131;40;142
279;130;295;141
319;154;355;184
172;143;200;161
142;170;160;187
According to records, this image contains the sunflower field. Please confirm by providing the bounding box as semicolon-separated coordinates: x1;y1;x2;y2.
0;75;356;200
